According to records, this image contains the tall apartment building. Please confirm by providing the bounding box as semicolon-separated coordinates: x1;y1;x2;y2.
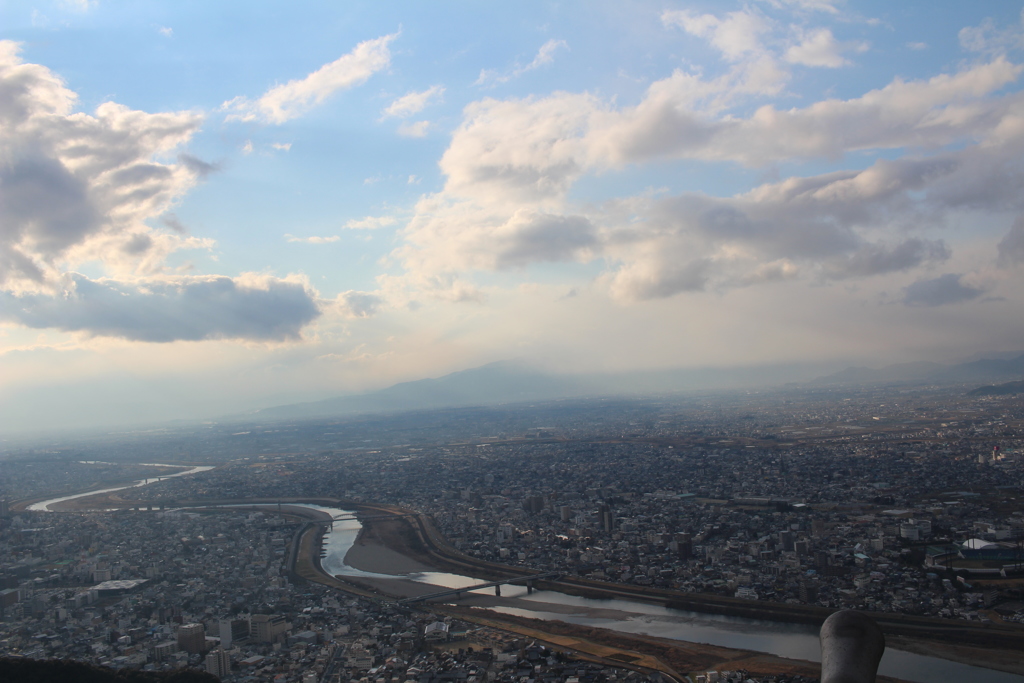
250;614;287;643
177;622;206;654
218;618;249;647
151;641;178;662
205;647;231;679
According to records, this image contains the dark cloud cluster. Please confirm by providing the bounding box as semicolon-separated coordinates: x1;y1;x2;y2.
903;273;987;307
177;153;221;179
0;41;203;288
0;156;102;285
493;213;597;269
826;239;950;279
0;274;321;342
0;42;323;343
998;216;1024;267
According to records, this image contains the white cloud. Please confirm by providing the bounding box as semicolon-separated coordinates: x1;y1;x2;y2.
763;0;842;13
0;41;324;342
605;251;713;301
223;33;396;124
344;216;397;230
439;92;596;205
390;41;1024;306
592;57;1022;167
394;199;598;301
241;139;253;154
660;9;789;107
784;28;867;67
286;234;340;244
158;26;173;37
959;11;1024;55
383;85;444;118
397;120;430;138
475;39;569;86
522;38;568;72
662;8;869;98
588;156;964;301
907;41;927;50
0;41;207;294
662;9;770;62
474;69;498;86
335;290;384;318
271;142;291;151
431;55;1023;214
393;199;597;299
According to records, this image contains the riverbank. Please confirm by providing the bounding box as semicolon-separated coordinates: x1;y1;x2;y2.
321;528;915;683
309;523;846;682
440;607;916;683
886;636;1024;677
346;506;1024;677
343;516;434;575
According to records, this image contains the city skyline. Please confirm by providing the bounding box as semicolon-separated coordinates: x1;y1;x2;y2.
4;1;1024;431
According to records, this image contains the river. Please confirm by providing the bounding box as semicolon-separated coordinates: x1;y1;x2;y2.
24;487;1024;683
27;463;215;511
300;504;1024;683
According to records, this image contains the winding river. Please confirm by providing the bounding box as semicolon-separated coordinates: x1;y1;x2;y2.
24;484;1024;683
27;463;214;511
303;504;1024;683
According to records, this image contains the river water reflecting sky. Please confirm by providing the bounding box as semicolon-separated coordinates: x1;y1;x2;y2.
306;504;1024;683
28;464;215;511
30;489;1024;683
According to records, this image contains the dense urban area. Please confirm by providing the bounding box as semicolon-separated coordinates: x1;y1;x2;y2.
2;384;1024;682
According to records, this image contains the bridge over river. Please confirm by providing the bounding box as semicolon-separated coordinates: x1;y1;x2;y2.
397;571;561;604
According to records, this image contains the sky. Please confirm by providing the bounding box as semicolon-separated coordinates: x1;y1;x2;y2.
4;0;1024;432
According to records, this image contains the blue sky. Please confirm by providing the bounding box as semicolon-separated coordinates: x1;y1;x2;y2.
3;1;1024;432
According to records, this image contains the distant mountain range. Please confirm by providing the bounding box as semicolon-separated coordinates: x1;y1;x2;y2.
810;353;1024;387
252;360;824;421
255;361;594;420
250;352;1024;422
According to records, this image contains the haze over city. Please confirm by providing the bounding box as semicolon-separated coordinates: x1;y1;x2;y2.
12;6;1024;682
4;2;1024;432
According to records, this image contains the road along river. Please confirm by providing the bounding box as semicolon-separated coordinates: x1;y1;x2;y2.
27;464;214;511
289;504;1024;683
